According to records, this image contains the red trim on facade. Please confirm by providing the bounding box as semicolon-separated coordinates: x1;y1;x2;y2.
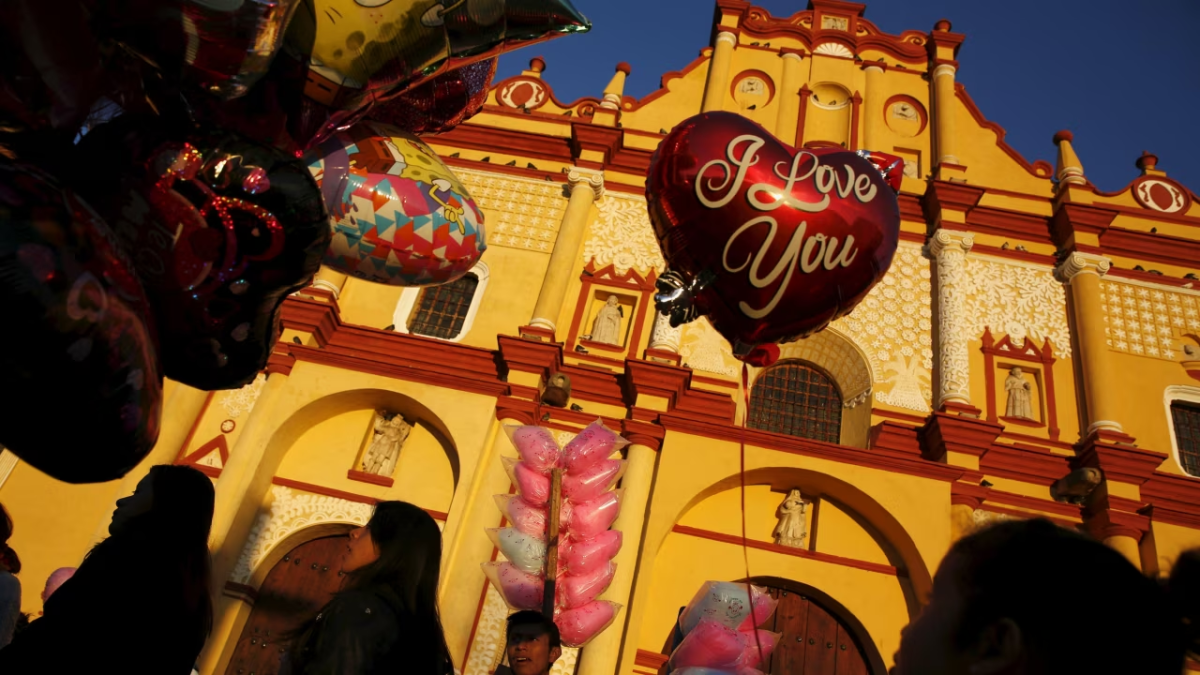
981;443;1070;486
179;434;230;470
672;524;905;577
565;264;656;366
923;412;1003;461
954;85;1053;180
731;3;931;64
1142;472;1200;529
871;408;929;425
849;91;862;151
175;391;215;463
977;504;1079;529
795;84;813;148
347;469;395;488
270;476;450;519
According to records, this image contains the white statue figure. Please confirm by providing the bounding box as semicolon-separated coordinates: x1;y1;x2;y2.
773;489;809;548
588;295;624;345
362;410;411;477
1004;367;1034;420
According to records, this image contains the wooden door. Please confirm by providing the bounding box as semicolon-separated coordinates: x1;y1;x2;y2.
757;586;869;675
225;535;348;675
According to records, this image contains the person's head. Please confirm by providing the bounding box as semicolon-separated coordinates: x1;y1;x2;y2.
894;518;1192;675
92;466;214;645
506;610;561;675
0;502;18;574
41;567;76;602
341;501;450;661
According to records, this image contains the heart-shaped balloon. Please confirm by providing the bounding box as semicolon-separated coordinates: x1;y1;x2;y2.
0;163;163;483
73;116;330;390
646;112;902;362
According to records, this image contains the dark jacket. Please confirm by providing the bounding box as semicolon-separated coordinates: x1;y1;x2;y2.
0;538;206;674
284;586;452;675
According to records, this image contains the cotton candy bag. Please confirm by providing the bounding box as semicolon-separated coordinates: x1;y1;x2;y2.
486;528;547;574
669;619;746;670
562;459;626;503
557;562;616;609
494;494;572;537
562;420;629;472
680;581;767;635
503;457;552;505
554;601;621;648
567;490;622;541
482;561;543;611
560;530;622;576
504;424;562;472
736;585;779;631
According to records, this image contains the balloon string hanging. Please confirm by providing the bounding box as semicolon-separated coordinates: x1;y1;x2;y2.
542;467;564;617
739;363;766;667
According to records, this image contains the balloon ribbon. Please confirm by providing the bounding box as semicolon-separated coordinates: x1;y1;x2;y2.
740;363;766;668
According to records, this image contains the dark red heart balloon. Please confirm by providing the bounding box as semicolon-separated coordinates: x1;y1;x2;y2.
0;163;163;483
647;112;901;361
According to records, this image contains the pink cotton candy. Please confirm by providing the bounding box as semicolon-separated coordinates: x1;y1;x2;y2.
735;630;781;670
736;586;779;631
562;459;625;503
554;600;621;648
566;490;621;541
557;562;616;609
560;530;623;576
669;618;745;670
505;425;562;472
505;458;551;505
495;494;572;538
481;561;543;611
562;420;629;472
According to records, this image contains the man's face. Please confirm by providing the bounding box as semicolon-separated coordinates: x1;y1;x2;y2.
506;624;561;675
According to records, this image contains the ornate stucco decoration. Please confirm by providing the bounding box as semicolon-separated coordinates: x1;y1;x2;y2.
584;196;666;276
1099;278;1200;360
961;256;1073;359
774;329;872;407
679;317;740;377
220;373;267;419
455;169;568;253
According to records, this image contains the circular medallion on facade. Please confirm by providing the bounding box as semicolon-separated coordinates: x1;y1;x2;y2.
1133;177;1191;214
497;78;549;110
221;419;237;434
731;70;776;109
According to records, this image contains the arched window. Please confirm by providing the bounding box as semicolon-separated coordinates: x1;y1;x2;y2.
749;361;842;443
407;273;479;340
1171;400;1200;477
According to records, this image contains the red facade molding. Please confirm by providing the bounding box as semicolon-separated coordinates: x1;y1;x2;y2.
980;330;1060;441
954;85;1054;180
672;524;904;577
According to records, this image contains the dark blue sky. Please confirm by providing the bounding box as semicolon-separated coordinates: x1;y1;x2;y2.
497;0;1200;193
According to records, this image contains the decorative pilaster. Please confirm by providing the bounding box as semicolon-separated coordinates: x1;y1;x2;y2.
775;51;804;142
1054;252;1124;435
930;229;975;412
702;31;738;113
524;169;604;340
310;267;348;299
931;63;959;166
648;313;682;353
861;64;885;151
576;420;663;675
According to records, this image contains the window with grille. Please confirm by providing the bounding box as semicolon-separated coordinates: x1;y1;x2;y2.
1171;401;1200;477
748;361;842;443
407;274;478;340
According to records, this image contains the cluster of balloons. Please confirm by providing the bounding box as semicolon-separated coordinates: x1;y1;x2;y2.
646;112;904;367
668;582;782;674
483;420;627;647
0;0;589;483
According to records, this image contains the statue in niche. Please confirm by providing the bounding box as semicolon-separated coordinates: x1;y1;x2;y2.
586;295;624;345
1004;367;1035;420
773;489;809;548
362;410;411;477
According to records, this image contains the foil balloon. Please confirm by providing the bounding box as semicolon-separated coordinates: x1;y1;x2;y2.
0;163;163;483
281;0;589;147
74;116;330;391
305;121;486;286
646;112;902;364
369;58;497;135
89;0;304;100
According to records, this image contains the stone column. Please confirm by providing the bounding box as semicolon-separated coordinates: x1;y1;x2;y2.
1104;529;1143;570
929;230;975;410
774;51;804;142
862;64;885;151
1055;252;1124;435
648;313;682;355
440;409;531;660
950;496;979;542
310;266;348;299
931;64;959;166
701;31;738;113
89;382;210;545
526;169;604;338
577;428;661;675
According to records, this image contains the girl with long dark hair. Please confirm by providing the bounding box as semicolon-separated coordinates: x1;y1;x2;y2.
0;465;214;673
284;500;453;675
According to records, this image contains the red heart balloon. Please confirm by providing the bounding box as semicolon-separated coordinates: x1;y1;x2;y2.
647;112;901;360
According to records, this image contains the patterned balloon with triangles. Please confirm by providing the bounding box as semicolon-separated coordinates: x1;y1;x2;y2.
305;121;486;286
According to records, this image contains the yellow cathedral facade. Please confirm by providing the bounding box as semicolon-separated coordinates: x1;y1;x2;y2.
4;1;1200;674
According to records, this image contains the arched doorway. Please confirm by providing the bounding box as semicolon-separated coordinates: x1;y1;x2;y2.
660;577;886;675
225;534;349;675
